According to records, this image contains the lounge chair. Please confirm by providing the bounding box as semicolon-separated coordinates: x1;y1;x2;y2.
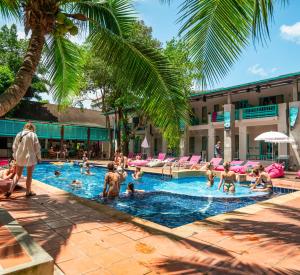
147;157;175;168
146;153;166;167
172;156;190;167
215;160;244;171
230;161;260;174
209;158;223;168
184;155;202;169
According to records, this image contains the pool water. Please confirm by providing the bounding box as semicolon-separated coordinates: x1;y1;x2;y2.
31;163;281;228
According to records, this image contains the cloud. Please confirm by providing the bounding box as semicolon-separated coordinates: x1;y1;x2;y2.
280;22;300;44
248;64;279;78
248;64;268;77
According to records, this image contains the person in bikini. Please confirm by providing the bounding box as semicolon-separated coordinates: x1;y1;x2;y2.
206;162;215;187
102;162;120;198
218;162;236;193
251;165;273;193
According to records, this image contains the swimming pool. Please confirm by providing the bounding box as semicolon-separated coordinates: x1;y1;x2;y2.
32;163;290;228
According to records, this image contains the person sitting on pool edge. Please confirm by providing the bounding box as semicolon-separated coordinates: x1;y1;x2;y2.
132;167;143;180
125;182;144;195
102;162;120;198
251;165;273;193
206;162;215;187
0;159;16;180
218;162;237;193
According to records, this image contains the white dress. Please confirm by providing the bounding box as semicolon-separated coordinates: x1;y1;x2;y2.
13;130;41;167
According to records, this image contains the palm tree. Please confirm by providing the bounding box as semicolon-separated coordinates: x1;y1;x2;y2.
162;0;288;87
0;0;189;143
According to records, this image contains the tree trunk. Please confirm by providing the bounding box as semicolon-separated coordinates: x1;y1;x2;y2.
0;27;45;116
105;114;114;160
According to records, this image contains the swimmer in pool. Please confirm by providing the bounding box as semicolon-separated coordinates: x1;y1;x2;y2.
125;182;144;195
54;170;61;177
251;165;273;193
71;180;82;188
205;162;215;187
102;162;120;198
132;167;142;180
84;163;94;175
116;166;127;184
218;162;236;193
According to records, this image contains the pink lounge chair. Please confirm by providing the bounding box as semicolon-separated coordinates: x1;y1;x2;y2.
172;156;190;167
210;158;223;168
230;161;260;174
157;153;166;161
215;160;244;171
184;155;201;168
0;160;9;167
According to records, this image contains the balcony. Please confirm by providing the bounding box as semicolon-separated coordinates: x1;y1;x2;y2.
212;110;240;122
242;104;278;119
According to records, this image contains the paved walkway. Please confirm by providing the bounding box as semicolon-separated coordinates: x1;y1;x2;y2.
1;179;300;274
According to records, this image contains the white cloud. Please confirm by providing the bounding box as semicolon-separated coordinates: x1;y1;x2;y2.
248;64;279;78
248;64;268;77
280;22;300;44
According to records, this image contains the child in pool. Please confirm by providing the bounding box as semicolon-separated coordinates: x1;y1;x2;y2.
85;163;93;175
206;162;215;187
218;162;237;193
132;167;143;180
125;182;144;195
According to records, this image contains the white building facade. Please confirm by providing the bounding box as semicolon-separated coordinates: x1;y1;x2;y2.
129;72;300;168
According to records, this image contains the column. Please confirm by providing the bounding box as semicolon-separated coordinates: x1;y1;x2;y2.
239;125;247;160
129;139;134;153
223;104;235;162
162;137;167;154
289;101;300;168
179;130;189;156
208;127;215;160
278;103;288;156
292;80;298;101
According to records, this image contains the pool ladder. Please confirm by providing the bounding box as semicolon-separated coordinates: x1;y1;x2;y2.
161;164;172;180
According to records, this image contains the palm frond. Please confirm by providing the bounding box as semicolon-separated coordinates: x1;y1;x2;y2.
64;0;135;36
89;28;190;144
178;0;288;87
44;35;83;106
0;0;20;20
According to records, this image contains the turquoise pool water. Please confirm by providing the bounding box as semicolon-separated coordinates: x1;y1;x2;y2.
31;163;280;228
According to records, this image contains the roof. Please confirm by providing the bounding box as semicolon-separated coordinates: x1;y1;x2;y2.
8;101;109;128
191;71;300;98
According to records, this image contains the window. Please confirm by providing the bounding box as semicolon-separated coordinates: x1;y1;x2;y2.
189;137;195;154
0;138;7;149
259;95;284;105
234;100;248;109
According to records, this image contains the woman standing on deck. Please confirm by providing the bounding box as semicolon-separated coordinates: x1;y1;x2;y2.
5;123;41;197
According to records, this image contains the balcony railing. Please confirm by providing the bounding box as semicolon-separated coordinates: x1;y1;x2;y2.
242;104;278;119
213;110;240;122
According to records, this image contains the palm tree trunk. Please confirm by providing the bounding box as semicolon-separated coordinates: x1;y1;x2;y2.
0;27;45;116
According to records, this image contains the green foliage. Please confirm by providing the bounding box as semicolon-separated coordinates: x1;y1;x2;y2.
161;0;288;87
0;65;13;93
163;38;200;95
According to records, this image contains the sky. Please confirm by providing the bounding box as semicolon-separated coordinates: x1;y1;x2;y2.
1;0;300;101
135;0;300;88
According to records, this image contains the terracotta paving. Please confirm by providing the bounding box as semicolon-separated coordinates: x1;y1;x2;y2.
0;179;300;274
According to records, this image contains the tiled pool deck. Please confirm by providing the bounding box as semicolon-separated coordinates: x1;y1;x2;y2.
1;164;300;274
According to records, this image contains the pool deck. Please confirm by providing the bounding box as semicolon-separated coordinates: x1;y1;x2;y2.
1;163;300;274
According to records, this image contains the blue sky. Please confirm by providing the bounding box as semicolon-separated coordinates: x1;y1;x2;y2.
1;0;299;91
135;0;300;88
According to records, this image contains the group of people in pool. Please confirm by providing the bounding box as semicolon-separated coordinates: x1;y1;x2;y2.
206;161;273;193
102;162;144;199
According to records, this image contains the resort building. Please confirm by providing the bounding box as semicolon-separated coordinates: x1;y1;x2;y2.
131;72;300;168
0;101;110;159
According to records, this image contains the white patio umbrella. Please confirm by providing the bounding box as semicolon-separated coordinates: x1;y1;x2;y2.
141;136;150;157
255;131;290;161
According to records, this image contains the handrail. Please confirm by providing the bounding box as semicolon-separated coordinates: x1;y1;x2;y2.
242;104;278;119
